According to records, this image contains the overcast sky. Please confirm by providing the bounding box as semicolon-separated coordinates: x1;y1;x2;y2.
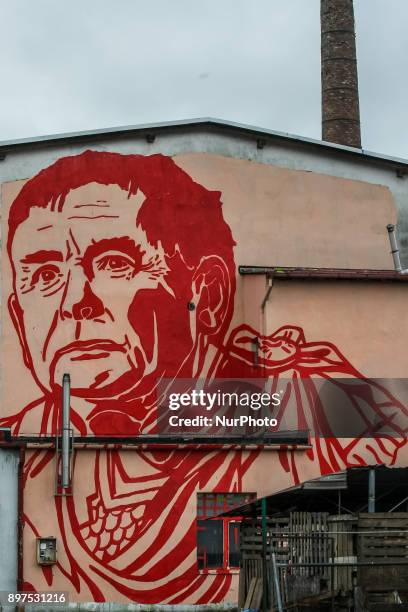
0;0;406;159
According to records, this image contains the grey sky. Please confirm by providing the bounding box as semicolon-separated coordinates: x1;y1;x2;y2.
0;0;406;159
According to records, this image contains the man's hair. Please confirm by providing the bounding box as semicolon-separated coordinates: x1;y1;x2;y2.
8;150;236;333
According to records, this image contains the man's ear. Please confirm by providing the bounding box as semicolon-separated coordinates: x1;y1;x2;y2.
8;293;32;370
192;256;232;337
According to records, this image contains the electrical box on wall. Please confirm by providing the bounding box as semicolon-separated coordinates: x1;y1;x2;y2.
36;537;57;565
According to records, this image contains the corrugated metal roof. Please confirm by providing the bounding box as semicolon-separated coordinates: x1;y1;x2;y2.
217;466;408;517
0;117;407;170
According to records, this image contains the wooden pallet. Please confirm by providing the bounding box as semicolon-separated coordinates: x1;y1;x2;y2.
358;513;408;591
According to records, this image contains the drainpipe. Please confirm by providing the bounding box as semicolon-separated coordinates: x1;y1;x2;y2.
368;468;376;513
387;224;408;274
260;276;274;358
261;276;273;311
61;374;71;489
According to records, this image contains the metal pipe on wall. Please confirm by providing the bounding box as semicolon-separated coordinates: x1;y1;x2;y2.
368;468;376;513
61;373;71;489
387;224;408;274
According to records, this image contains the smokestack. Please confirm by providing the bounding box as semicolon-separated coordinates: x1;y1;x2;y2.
321;0;361;148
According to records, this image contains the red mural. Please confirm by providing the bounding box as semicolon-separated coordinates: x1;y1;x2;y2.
1;151;406;602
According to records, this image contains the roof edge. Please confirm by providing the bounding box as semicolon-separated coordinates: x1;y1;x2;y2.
0;117;407;169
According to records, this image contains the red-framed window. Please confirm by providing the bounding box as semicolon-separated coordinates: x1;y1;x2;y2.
196;492;255;571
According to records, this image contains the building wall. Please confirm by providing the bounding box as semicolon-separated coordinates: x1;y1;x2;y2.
0;141;406;604
245;277;408;378
1;127;406;263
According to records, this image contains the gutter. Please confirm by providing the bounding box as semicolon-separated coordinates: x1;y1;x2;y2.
239;266;408;282
0;429;310;449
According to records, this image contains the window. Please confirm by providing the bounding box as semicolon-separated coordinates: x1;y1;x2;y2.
197;492;255;571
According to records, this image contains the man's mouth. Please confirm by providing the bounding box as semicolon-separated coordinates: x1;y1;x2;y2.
55;339;127;361
48;338;146;397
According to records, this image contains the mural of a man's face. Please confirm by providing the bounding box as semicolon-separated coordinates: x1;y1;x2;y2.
10;181;229;400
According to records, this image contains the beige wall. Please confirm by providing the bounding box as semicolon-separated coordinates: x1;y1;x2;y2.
241;277;408;378
21;443;408;603
176;153;396;270
1;151;406;604
1;154;398;424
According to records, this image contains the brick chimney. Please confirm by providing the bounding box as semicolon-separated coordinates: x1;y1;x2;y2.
321;0;361;148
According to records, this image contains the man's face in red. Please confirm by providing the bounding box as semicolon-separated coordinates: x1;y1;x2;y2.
10;182;215;400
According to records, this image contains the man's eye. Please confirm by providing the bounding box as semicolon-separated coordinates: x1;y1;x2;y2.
95;254;135;274
31;265;60;286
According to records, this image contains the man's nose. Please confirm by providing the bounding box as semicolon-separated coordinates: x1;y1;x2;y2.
61;272;105;321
